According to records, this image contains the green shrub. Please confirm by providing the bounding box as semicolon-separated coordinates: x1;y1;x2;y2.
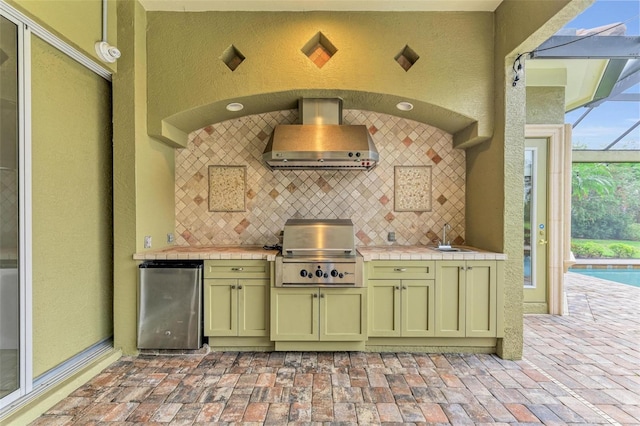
622;223;640;241
608;243;637;259
571;241;607;258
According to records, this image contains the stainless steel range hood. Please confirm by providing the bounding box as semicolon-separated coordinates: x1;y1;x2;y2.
262;98;379;171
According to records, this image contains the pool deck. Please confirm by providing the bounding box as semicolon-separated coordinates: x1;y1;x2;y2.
29;272;640;425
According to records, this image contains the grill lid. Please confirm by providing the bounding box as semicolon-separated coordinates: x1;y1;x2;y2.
282;219;355;258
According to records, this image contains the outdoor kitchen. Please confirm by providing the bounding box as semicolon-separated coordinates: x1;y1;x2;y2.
134;99;506;354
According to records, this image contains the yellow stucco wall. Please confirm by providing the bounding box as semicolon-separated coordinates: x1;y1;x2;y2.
526;87;566;124
145;11;495;147
113;0;176;355
466;0;593;359
31;36;113;376
7;0;117;73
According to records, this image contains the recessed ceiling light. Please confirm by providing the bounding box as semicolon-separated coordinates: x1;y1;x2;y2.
396;101;413;111
226;102;244;112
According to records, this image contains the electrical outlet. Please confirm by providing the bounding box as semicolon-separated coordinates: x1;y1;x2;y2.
388;231;396;242
167;233;174;243
144;235;152;249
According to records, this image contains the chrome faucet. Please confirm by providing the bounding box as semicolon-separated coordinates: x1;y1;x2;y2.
439;223;451;248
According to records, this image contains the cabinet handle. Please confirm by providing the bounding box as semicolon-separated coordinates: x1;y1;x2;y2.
467;266;472;270
459;267;465;272
231;285;236;289
402;285;407;290
231;267;244;271
426;267;429;273
313;293;318;298
238;285;243;289
320;294;325;298
395;286;400;290
394;268;407;272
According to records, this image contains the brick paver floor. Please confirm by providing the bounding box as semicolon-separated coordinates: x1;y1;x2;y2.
31;272;639;424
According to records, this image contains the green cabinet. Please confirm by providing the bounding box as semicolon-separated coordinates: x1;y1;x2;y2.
368;261;435;337
203;260;270;337
435;260;498;337
270;287;366;341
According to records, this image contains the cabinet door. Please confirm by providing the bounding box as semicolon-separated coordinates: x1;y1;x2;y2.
435;261;466;337
238;278;269;337
402;280;435;337
368;280;401;337
270;288;318;341
320;288;367;341
465;261;497;337
204;279;237;336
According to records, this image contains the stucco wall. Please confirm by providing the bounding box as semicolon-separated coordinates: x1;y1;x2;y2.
7;0;117;73
31;37;113;376
113;0;176;355
145;11;494;147
466;0;592;360
526;86;566;124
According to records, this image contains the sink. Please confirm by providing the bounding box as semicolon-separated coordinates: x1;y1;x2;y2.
433;246;476;253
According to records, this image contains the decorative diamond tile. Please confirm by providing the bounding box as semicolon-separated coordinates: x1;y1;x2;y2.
175;109;465;246
384;213;395;223
437;195;447;205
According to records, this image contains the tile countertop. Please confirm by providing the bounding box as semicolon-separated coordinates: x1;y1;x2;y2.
356;245;507;261
133;245;279;261
133;245;506;262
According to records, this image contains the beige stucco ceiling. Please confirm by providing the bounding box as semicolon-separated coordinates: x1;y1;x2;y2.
138;0;503;12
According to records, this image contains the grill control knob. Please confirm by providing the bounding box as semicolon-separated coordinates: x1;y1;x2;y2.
323;273;328;278
300;270;308;277
330;269;339;277
339;273;344;278
315;269;323;278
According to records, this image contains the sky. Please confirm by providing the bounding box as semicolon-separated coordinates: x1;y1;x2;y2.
561;0;640;150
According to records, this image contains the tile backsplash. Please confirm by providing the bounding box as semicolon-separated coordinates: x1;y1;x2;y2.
175;109;465;247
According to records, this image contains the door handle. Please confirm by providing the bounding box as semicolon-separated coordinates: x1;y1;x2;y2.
231;285;236;289
320;293;325;298
395;286;400;290
313;293;318;298
238;285;243;289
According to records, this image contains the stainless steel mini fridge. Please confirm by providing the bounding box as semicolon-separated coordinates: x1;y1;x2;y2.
137;261;203;349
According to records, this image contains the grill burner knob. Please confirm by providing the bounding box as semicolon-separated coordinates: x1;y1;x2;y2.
300;270;308;277
330;269;339;277
315;269;323;278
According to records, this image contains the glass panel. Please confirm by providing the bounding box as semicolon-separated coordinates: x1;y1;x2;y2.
0;15;20;399
524;149;533;287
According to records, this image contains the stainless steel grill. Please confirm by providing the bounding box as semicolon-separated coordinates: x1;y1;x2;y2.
275;219;363;287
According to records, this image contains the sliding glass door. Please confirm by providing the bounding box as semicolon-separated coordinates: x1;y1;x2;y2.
0;14;20;401
0;10;29;407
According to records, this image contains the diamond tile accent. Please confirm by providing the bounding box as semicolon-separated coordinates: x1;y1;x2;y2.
437;195;447;205
175;109;465;246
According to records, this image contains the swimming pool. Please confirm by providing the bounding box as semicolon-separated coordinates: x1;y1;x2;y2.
569;268;640;288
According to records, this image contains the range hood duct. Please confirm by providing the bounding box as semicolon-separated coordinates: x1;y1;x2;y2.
263;98;379;171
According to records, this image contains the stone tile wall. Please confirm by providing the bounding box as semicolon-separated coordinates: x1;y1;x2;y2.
175;110;465;246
